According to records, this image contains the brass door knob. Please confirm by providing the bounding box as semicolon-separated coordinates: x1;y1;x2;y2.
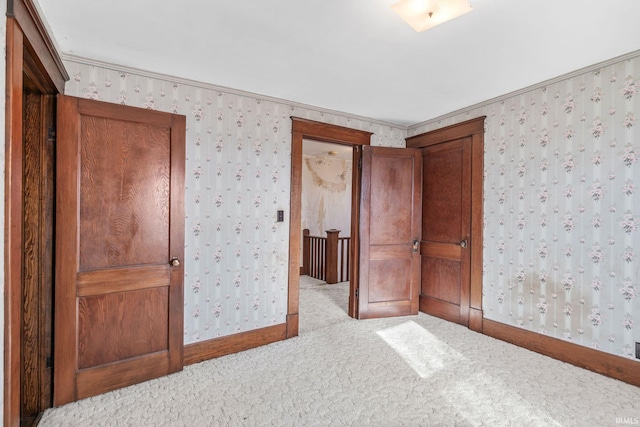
170;258;181;267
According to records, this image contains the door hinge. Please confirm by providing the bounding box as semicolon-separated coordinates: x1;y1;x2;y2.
358;157;362;169
46;354;53;369
355;288;359;299
48;127;56;141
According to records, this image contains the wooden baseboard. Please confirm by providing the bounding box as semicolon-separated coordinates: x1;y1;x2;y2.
286;313;299;338
184;323;287;366
469;308;483;332
483;319;640;387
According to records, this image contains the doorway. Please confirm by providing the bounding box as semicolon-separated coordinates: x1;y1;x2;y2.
20;78;56;426
288;117;484;333
299;139;354;332
286;118;372;337
5;4;68;424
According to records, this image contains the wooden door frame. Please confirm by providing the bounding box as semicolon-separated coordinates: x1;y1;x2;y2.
406;117;485;332
4;0;68;424
287;117;371;337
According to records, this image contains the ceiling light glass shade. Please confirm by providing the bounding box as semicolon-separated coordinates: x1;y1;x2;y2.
391;0;472;32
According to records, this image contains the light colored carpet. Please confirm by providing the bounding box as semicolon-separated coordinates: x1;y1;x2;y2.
40;276;639;426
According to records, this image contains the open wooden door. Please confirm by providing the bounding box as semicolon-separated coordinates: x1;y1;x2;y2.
358;146;421;319
54;95;186;405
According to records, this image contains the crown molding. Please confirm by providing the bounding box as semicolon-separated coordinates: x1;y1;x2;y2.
61;53;408;131
7;0;69;92
62;48;640;133
409;49;640;131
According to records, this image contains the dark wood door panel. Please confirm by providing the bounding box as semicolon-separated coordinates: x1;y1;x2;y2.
419;137;471;326
55;95;185;405
369;154;415;245
368;258;412;302
79;117;170;271
421;257;461;304
77;287;169;369
358;146;421;319
422;140;465;244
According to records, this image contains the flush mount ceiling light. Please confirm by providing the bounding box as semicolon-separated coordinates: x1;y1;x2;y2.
391;0;472;32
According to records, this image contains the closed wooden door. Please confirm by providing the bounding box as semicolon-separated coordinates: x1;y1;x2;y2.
54;95;185;405
419;138;472;325
358;146;421;319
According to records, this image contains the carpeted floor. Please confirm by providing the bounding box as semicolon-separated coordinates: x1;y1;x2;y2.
40;276;639;426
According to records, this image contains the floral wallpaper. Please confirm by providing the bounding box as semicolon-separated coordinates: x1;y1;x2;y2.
63;58;406;345
410;53;640;360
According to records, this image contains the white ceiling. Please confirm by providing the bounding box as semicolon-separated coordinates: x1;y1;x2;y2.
37;0;640;126
303;140;353;161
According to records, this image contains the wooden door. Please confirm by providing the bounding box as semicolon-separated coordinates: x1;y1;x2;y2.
358;146;421;319
419;138;472;326
54;95;186;405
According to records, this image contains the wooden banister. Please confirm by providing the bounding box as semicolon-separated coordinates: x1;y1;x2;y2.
302;229;310;275
302;229;351;284
325;230;340;284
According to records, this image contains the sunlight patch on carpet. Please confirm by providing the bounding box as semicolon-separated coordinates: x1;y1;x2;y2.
376;320;465;378
443;371;563;426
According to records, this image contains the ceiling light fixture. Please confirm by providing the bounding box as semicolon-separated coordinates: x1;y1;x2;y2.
391;0;472;32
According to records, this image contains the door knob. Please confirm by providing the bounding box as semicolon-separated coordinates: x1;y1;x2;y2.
412;239;420;253
459;240;468;248
170;258;181;267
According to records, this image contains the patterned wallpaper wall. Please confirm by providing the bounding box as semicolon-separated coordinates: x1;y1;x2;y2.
63;58;406;344
410;53;640;360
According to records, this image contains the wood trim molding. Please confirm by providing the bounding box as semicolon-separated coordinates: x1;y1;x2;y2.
483;319;640;387
406;116;485;148
469;307;483;332
286;314;299;339
287;130;303;338
5;18;26;427
5;4;66;424
406;116;485;332
184;324;287;365
291;117;373;146
469;131;484;319
348;146;362;318
7;0;69;93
